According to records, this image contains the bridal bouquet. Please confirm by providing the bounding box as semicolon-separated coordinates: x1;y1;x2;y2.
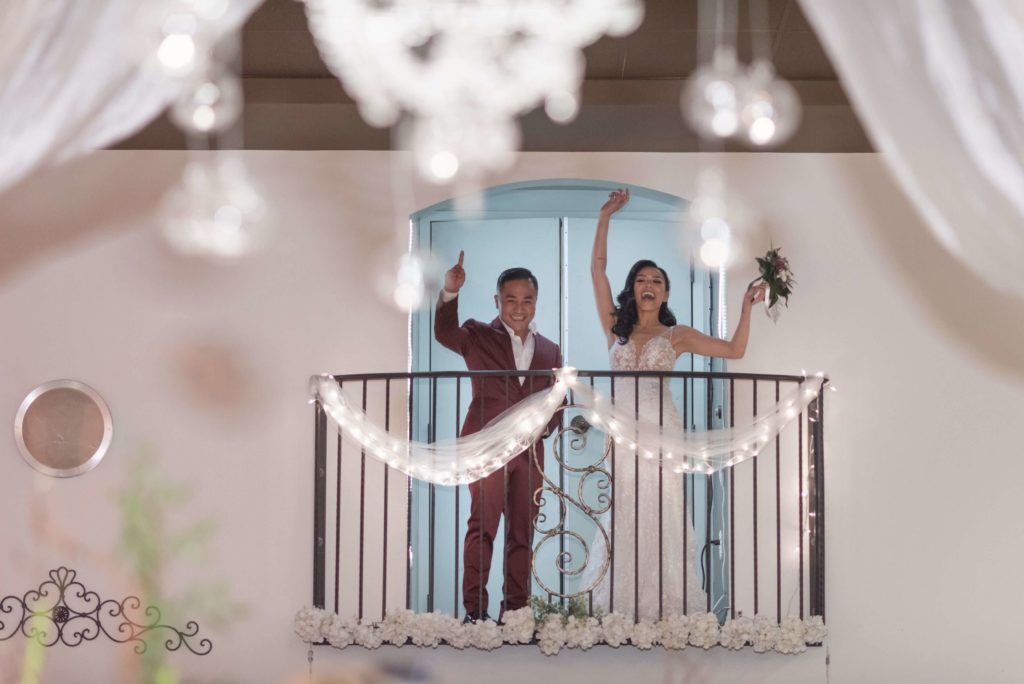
752;246;794;322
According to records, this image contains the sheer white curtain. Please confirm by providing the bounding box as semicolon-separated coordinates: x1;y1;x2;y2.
800;0;1024;298
0;0;262;196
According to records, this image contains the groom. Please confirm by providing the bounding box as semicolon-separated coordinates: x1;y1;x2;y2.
435;251;561;622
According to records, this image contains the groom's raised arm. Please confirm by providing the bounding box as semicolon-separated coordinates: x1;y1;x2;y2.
434;250;470;355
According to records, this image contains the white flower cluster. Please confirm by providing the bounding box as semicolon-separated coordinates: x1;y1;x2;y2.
630;620;659;650
657;614;691;649
294;606;328;643
775;616;808;654
804;615;827;643
537;613;568;655
719;616;754;650
293;607;827;654
600;612;633;647
501;607;536;644
688;612;722;649
752;614;780;653
467;618;504;650
564;615;601;650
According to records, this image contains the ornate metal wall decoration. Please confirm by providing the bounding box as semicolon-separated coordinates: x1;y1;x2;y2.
0;567;212;655
532;412;612;598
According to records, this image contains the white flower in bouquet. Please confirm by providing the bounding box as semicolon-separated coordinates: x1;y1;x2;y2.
600;612;634;648
719;616;754;650
537;613;568;656
410;612;447;648
379;609;414;645
751;615;779;653
501;607;537;644
687;612;721;650
469;618;504;650
564;615;601;650
355;622;383;649
630;620;659;650
775;616;807;654
804;615;827;644
656;614;691;650
293;606;328;643
324;614;358;648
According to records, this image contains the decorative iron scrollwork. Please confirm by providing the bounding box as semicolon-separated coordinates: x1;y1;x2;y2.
532;408;612;598
0;567;212;655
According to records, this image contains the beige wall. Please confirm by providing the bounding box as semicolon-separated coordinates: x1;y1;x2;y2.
1;150;1022;683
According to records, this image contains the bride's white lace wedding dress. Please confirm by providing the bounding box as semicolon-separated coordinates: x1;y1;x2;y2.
579;328;708;619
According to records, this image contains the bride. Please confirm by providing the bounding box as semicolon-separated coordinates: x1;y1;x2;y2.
580;188;767;619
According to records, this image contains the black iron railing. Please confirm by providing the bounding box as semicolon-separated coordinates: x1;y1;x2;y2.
311;369;825;625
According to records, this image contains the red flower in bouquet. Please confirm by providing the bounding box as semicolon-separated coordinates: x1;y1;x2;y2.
753;246;795;315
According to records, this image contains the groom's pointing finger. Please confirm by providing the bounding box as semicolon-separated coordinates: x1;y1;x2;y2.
457;250;464;267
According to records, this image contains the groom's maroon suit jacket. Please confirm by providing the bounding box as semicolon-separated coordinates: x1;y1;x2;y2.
434;295;561;438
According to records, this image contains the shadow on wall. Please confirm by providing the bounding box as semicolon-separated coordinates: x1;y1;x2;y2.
845;161;1024;380
0;153;184;285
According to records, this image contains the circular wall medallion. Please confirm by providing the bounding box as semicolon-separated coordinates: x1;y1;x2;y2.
14;380;113;477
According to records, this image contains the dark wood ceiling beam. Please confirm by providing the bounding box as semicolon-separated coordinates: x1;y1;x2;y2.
113;77;871;153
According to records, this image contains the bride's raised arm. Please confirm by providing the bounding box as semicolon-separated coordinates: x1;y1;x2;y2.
592;188;630;347
672;281;768;359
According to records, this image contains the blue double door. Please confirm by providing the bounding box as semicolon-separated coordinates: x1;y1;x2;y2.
409;182;730;618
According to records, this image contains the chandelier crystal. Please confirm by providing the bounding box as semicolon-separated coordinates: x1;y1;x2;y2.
302;0;644;182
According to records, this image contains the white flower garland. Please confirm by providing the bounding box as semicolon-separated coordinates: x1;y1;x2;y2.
293;606;827;655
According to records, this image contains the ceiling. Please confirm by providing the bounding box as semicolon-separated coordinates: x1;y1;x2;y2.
116;0;872;153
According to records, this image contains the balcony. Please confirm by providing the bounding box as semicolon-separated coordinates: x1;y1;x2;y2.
303;368;827;653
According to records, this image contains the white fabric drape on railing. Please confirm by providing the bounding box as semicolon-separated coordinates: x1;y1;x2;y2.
0;0;262;196
312;370;825;484
799;0;1024;299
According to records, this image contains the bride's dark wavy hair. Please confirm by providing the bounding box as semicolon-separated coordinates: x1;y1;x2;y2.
611;259;677;344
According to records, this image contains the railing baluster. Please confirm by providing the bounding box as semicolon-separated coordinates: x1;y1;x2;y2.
626;370;634;622
383;379;390;620
798;387;805;620
405;378;413;612
358;380;367;620
705;374;713;613
775;380;782;624
588;375;596;616
504;375;511;619
335;380;344;615
477;376;485;619
682;376;688;614
314;401;327;611
609;375;616;615
428;377;437;614
729;378;736;620
454;378;461;618
658;376;664;621
752;379;759;617
809;391;826;622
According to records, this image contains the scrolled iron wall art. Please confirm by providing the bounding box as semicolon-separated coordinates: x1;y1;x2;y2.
0;567;212;655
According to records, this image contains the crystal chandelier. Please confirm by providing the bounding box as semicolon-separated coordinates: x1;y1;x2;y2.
302;0;644;182
680;0;801;148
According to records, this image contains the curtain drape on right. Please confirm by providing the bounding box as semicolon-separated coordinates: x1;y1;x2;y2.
800;0;1024;299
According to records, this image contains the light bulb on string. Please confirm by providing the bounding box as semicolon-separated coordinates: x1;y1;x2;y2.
171;71;243;134
681;47;748;141
374;247;442;313
141;0;233;79
680;169;757;270
739;61;801;147
159;157;273;260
